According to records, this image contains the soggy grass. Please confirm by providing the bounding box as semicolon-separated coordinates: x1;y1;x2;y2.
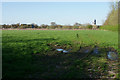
2;30;119;79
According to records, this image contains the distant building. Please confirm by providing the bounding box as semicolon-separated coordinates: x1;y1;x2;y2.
94;19;96;25
93;19;97;29
32;24;34;28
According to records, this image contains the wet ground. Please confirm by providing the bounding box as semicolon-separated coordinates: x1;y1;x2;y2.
30;43;119;79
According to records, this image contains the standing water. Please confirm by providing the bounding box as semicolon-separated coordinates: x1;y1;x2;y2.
107;51;118;60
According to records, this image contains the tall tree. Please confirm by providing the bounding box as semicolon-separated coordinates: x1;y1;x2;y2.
104;2;118;26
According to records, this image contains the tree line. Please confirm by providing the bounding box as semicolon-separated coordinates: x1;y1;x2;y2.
1;22;100;29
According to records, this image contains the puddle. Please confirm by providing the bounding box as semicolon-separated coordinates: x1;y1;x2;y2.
63;50;69;53
56;49;64;51
93;47;99;54
56;49;70;53
107;51;118;61
84;49;90;53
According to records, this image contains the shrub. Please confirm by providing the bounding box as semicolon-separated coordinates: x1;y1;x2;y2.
19;26;26;29
74;26;79;29
62;26;73;29
86;25;93;29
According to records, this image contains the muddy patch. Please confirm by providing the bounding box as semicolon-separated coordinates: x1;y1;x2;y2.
30;43;119;79
47;43;119;61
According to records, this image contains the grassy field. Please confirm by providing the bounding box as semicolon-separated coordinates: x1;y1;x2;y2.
2;30;119;79
100;25;118;32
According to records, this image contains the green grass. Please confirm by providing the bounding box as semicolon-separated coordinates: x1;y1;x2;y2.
100;25;118;32
2;30;119;79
